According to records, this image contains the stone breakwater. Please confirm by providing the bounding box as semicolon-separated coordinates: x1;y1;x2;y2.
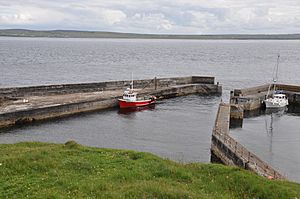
0;76;221;128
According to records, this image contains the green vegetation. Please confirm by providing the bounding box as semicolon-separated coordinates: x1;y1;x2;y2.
0;141;299;198
1;29;300;40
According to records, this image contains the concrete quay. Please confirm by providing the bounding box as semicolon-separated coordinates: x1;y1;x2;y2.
211;103;285;180
0;76;221;128
213;83;300;180
230;83;300;111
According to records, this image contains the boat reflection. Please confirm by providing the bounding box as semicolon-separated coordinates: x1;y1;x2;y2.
264;107;287;115
244;106;287;118
264;108;286;155
118;104;155;115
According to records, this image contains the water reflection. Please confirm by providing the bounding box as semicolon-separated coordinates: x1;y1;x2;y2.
244;105;295;118
230;104;300;182
264;109;286;156
287;104;300;116
264;108;287;115
118;104;156;115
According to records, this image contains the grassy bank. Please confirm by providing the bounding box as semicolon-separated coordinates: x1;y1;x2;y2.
0;141;299;198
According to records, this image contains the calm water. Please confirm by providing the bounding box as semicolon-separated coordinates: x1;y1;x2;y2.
231;108;300;182
0;37;300;181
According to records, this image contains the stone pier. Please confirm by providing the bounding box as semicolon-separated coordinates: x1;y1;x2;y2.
211;103;285;180
0;76;221;128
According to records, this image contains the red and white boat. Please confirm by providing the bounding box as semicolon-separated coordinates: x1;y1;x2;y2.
118;80;156;109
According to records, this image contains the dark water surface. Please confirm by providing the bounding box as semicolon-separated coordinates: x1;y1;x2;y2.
0;38;300;181
231;108;300;182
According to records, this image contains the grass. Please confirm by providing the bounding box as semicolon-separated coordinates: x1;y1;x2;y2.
0;141;299;198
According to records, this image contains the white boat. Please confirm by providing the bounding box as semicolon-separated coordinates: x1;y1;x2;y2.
263;55;288;109
264;93;288;108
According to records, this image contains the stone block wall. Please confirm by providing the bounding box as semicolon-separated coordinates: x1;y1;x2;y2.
0;76;215;99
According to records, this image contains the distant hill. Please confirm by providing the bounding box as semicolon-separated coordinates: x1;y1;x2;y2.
0;29;300;40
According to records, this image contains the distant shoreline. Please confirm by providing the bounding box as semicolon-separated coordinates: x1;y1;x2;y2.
1;29;300;40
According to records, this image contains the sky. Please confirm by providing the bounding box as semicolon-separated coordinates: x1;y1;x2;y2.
0;0;300;34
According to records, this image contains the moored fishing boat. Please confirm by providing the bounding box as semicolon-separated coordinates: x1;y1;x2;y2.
118;78;156;109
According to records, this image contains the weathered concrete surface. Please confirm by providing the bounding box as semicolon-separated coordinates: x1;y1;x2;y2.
230;104;243;128
0;76;221;128
211;103;285;180
0;90;122;114
213;103;230;135
230;84;300;111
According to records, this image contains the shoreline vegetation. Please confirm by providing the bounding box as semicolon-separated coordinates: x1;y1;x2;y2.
1;29;300;40
0;141;299;198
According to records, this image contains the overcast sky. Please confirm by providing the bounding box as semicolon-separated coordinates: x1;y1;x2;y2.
0;0;299;34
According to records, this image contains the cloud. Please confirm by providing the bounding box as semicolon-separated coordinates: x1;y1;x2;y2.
123;13;173;32
99;9;126;25
0;0;299;34
0;4;70;26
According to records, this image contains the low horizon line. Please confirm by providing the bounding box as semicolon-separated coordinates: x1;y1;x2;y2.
1;28;300;36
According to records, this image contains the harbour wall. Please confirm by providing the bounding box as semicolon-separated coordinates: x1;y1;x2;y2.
0;76;221;128
211;103;285;179
0;76;214;100
230;84;300;111
0;97;118;128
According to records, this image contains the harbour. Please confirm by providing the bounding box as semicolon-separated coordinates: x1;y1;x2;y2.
0;38;300;182
1;0;300;197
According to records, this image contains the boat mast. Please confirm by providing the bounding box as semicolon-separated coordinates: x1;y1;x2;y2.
273;54;280;93
266;54;280;98
131;73;133;90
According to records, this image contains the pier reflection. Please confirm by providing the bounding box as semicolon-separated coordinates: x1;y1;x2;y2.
244;105;297;118
287;104;300;116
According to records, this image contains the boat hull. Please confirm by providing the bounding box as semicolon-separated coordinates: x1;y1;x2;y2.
118;99;156;108
264;98;288;108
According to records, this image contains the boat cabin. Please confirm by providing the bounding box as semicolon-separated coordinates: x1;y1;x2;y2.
123;89;137;102
273;94;287;100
